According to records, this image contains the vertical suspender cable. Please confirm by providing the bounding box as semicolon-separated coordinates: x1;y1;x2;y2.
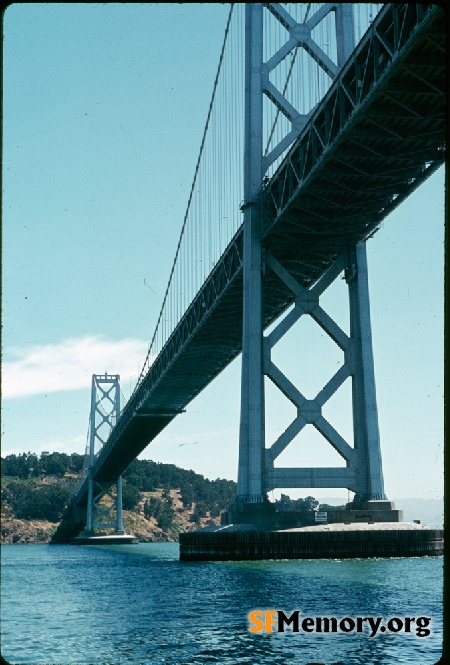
133;4;235;395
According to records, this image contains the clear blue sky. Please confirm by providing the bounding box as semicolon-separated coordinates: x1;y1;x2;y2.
2;3;444;502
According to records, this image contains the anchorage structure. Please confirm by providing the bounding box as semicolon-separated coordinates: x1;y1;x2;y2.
237;3;387;508
84;374;125;535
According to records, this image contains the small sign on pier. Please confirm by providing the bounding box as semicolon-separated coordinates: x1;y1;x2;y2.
315;511;328;523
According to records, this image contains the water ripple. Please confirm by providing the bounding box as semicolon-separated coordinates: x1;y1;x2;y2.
1;544;443;665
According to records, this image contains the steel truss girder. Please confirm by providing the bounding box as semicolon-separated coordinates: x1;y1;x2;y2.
264;4;445;227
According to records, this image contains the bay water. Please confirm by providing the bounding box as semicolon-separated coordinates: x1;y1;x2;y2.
1;543;443;664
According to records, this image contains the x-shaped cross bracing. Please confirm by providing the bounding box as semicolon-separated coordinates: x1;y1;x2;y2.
264;251;356;490
90;482;122;531
263;3;349;170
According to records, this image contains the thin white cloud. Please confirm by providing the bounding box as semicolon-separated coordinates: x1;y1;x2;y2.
2;335;150;399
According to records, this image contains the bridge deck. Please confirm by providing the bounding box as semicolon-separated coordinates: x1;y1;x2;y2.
74;3;445;506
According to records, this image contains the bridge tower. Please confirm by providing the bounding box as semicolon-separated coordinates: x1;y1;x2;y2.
83;373;126;536
235;3;390;522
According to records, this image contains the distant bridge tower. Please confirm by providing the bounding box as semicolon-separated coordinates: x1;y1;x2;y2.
84;374;125;535
236;3;387;517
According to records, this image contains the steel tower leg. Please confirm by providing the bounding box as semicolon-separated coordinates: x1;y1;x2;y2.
116;475;125;533
348;243;386;501
335;5;387;503
86;376;98;534
237;3;265;504
335;3;355;65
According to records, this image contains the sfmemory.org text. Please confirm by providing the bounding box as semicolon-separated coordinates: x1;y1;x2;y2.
248;610;431;637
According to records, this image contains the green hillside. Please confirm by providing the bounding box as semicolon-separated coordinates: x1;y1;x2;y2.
1;452;237;543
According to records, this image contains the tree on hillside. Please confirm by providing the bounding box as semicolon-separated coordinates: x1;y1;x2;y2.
301;496;319;512
157;506;174;531
2;479;35;514
2;451;238;523
40;452;69;477
2;481;70;522
69;453;85;473
144;497;159;519
180;484;195;509
1;453;39;479
31;485;70;521
121;483;141;510
318;503;345;512
1;455;21;478
275;494;319;512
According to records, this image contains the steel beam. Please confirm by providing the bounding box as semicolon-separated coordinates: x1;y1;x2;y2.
268;467;356;490
237;3;265;503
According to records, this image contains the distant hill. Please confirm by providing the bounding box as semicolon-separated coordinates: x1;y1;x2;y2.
393;498;444;528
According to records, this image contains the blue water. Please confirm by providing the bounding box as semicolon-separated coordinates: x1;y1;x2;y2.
1;543;443;665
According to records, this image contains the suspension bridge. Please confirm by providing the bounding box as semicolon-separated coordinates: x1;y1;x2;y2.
59;3;445;543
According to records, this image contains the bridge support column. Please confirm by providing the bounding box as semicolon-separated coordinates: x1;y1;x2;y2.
83;374;128;536
236;2;361;511
232;4;390;524
116;474;124;533
347;243;387;501
237;3;266;505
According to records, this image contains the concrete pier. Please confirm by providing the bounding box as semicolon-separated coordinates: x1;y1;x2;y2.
222;500;405;529
179;523;443;561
